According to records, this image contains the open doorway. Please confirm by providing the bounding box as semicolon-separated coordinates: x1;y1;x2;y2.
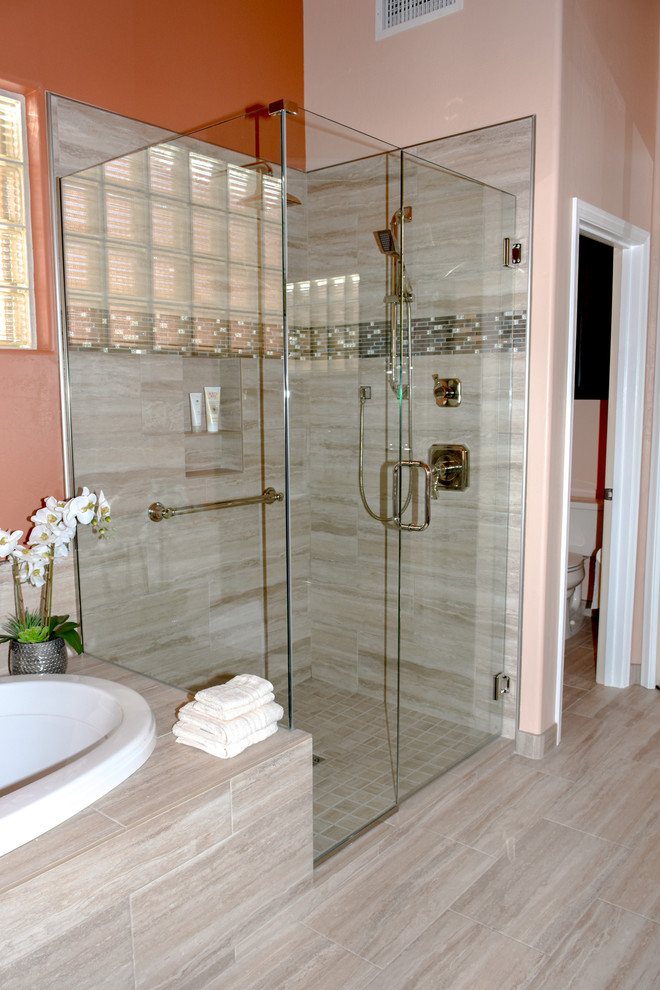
564;235;612;704
557;199;650;732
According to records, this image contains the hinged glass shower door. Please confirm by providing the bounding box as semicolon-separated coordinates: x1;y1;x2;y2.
279;108;517;860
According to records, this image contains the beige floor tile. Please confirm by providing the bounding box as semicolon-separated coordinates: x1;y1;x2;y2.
605;711;660;769
568;683;660;724
562;650;596;692
448;736;515;779
510;711;625;781
546;760;660;847
524;899;660;990
361;910;544;990
409;759;573;857
562;683;590;711
213;920;378;990
305;823;493;967
600;830;660;921
452;818;626;954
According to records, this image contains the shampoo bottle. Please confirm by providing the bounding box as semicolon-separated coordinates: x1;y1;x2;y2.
204;386;221;433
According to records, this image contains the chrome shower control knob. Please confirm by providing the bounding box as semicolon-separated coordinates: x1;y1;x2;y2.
432;376;462;407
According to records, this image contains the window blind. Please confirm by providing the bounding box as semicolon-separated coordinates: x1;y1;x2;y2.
0;92;35;348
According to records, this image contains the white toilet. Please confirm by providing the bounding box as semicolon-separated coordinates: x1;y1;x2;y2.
566;552;586;638
566;499;603;639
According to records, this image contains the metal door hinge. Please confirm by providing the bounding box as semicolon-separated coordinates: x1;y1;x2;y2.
604;488;613;501
493;672;511;700
503;238;522;267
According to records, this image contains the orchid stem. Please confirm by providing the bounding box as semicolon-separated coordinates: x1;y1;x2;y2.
39;557;53;627
11;556;25;626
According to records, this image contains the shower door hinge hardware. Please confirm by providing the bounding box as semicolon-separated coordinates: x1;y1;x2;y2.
503;238;522;267
604;488;613;501
359;386;372;401
493;672;511;700
432;375;461;407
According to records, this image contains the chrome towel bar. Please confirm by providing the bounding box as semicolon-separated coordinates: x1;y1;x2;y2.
148;487;284;522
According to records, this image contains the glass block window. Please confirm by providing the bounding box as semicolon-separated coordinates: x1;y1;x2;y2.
0;91;35;348
61;143;283;356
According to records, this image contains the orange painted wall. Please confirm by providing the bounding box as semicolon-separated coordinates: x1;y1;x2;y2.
0;0;304;533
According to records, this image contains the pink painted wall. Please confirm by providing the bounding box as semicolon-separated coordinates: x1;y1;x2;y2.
303;0;660;735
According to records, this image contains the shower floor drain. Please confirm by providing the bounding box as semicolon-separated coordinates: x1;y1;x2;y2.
312;754;325;765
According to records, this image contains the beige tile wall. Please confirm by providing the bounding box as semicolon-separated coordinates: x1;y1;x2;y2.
295;349;523;741
68;351;302;701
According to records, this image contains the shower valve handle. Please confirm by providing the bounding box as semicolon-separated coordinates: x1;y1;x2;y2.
432;375;462;407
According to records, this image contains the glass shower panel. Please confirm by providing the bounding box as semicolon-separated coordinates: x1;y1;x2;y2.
396;153;516;798
60;111;293;713
58;99;519;868
282;108;405;862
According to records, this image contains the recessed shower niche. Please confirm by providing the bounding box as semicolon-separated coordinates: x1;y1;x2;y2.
53;94;530;862
182;357;243;475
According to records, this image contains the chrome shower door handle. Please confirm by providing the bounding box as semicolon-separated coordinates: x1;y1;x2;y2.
393;460;431;531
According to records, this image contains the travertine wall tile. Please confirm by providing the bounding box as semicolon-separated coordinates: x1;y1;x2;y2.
130;792;311;988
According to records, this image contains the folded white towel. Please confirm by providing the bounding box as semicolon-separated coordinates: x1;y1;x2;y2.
173;720;278;759
194;674;274;718
176;700;284;745
193;691;275;719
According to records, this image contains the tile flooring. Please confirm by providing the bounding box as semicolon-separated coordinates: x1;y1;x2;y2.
203;615;660;988
292;679;494;860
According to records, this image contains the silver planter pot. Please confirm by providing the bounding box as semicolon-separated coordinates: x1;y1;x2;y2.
8;637;68;675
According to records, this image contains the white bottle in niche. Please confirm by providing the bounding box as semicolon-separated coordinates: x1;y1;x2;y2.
204;386;221;433
189;393;203;433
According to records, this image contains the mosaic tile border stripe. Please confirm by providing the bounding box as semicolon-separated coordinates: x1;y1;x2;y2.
66;307;527;359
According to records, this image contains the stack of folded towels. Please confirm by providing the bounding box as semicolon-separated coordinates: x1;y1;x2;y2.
172;673;283;759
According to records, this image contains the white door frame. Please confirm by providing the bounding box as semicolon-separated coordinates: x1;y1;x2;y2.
642;277;660;689
556;199;650;723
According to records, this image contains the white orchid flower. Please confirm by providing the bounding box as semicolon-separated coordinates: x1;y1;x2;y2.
62;487;97;527
31;505;65;531
26;520;74;552
6;488;111;637
0;528;23;558
51;538;73;559
11;543;51;587
92;490;112;537
44;496;67;512
27;523;58;546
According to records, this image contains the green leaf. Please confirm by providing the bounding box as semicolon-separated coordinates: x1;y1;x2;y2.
17;626;50;643
58;626;83;654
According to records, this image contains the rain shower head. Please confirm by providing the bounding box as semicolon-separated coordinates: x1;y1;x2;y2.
374;228;399;255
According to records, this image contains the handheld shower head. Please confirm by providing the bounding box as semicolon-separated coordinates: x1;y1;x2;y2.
374;206;412;255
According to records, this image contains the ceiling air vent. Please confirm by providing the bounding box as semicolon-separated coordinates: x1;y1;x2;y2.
376;0;463;40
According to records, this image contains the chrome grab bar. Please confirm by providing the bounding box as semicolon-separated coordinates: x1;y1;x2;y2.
393;461;431;532
148;487;284;522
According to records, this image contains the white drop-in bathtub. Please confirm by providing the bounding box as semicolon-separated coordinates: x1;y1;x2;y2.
0;674;156;856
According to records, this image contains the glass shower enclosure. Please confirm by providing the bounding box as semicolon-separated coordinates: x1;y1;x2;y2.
58;100;516;862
